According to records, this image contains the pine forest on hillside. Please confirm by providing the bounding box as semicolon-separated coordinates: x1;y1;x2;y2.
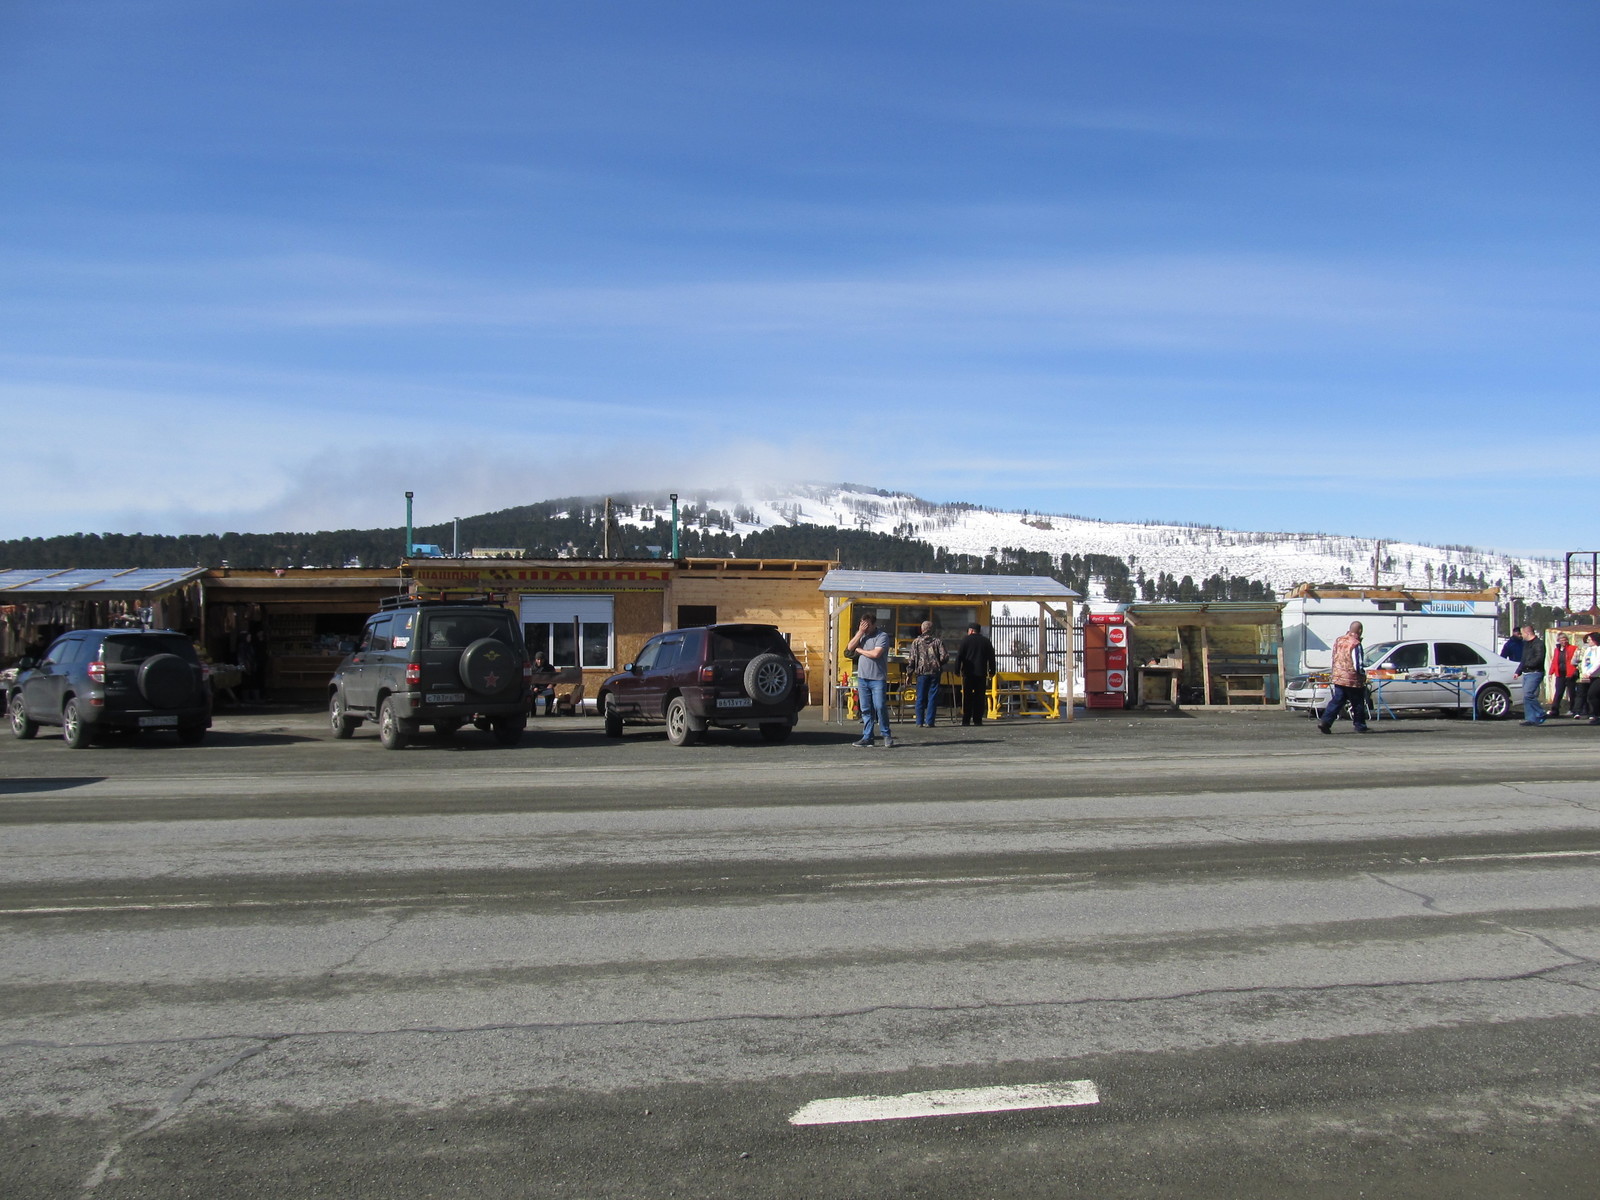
0;484;1559;613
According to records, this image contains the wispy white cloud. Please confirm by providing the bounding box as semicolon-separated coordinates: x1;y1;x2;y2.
5;248;1564;357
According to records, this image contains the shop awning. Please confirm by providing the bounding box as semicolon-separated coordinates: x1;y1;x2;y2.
819;570;1079;601
0;567;207;597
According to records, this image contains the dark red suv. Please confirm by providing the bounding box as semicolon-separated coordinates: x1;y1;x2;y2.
597;623;805;745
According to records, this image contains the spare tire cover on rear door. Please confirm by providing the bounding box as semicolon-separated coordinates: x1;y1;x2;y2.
459;638;519;697
139;654;195;708
743;653;795;703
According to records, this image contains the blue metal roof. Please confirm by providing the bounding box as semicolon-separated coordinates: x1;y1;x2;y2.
0;567;207;595
819;570;1079;599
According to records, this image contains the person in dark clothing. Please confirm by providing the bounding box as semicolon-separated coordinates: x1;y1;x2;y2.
1500;632;1525;662
1516;625;1546;725
955;621;996;726
530;650;558;716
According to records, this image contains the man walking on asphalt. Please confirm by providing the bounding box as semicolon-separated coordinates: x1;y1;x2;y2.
1516;624;1547;725
1318;620;1369;734
846;611;893;748
955;621;996;727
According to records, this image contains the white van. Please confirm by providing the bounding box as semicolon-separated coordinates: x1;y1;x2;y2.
1282;591;1501;678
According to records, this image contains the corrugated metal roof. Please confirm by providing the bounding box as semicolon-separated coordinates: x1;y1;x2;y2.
819;570;1079;599
0;567;207;595
1129;601;1284;615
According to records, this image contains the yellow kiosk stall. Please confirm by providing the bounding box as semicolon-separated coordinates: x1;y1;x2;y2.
818;570;1080;723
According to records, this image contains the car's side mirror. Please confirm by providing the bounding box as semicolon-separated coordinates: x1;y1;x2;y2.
623;662;635;673
16;657;35;670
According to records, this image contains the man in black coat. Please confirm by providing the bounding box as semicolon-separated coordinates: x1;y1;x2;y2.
955;621;997;726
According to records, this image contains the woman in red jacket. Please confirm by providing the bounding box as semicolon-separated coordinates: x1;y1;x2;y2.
1549;632;1579;718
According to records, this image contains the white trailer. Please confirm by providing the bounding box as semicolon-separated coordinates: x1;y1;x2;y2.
1281;587;1503;678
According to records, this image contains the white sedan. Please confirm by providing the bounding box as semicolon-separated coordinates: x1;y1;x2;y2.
1286;639;1522;720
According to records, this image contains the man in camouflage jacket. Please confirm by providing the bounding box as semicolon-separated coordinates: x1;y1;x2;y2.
1318;621;1369;734
906;621;949;727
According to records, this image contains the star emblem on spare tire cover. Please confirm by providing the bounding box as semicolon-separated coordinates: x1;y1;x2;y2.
483;671;500;690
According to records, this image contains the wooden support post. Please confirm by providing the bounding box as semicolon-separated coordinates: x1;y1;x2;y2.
1201;626;1212;706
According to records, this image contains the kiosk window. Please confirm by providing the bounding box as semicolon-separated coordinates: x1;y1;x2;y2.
520;595;614;669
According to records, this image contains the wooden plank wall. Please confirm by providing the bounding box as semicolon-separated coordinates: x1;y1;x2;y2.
612;590;670;673
669;573;829;702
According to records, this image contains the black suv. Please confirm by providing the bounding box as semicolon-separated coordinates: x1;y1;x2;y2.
598;623;805;746
7;628;212;748
329;599;530;748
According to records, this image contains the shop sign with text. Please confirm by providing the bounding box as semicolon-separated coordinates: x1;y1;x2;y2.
413;564;671;592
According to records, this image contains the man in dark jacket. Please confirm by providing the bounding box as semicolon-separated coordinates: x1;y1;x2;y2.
1516;625;1546;725
955;621;996;727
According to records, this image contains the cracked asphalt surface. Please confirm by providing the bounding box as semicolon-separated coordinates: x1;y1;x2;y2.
3;706;1600;1197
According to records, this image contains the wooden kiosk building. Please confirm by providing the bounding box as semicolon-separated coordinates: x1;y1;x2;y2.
818;570;1079;721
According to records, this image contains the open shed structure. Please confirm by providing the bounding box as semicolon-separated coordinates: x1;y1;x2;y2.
1125;600;1287;708
0;568;207;661
819;570;1080;721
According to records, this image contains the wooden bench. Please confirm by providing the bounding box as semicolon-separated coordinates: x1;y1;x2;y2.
1207;655;1278;706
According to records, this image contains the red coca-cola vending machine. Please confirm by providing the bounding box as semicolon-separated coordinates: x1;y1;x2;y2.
1083;611;1130;709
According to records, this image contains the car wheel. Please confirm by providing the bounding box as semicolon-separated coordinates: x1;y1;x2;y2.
329;692;357;739
177;722;206;745
602;694;624;738
758;723;791;744
665;696;700;747
490;714;525;746
378;697;410;749
743;653;795;703
1475;683;1512;720
8;693;38;740
62;700;93;749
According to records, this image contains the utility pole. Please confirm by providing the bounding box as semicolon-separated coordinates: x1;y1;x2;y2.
1371;539;1383;588
404;491;414;560
602;497;613;559
669;493;679;560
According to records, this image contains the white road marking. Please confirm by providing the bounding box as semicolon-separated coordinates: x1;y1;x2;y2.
825;872;1092;889
789;1080;1099;1125
1437;850;1600;864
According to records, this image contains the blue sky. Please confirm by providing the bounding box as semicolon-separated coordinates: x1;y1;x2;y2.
1;0;1594;554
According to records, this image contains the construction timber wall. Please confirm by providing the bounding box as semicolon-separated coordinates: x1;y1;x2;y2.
668;559;833;702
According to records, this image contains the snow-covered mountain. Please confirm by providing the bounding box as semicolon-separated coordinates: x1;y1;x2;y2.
613;483;1564;605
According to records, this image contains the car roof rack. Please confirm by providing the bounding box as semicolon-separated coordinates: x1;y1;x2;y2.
378;592;507;611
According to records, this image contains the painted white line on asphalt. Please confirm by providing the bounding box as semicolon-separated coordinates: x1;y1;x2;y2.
1438;850;1600;864
789;1080;1099;1125
0;893;532;915
825;872;1091;889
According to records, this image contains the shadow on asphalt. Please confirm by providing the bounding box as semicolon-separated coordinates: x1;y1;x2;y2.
0;776;106;794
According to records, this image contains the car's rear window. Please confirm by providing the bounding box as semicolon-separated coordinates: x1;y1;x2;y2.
100;634;197;664
421;612;518;649
709;626;789;660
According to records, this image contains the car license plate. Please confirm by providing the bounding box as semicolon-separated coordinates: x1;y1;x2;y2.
139;715;178;727
431;693;467;704
717;697;753;708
